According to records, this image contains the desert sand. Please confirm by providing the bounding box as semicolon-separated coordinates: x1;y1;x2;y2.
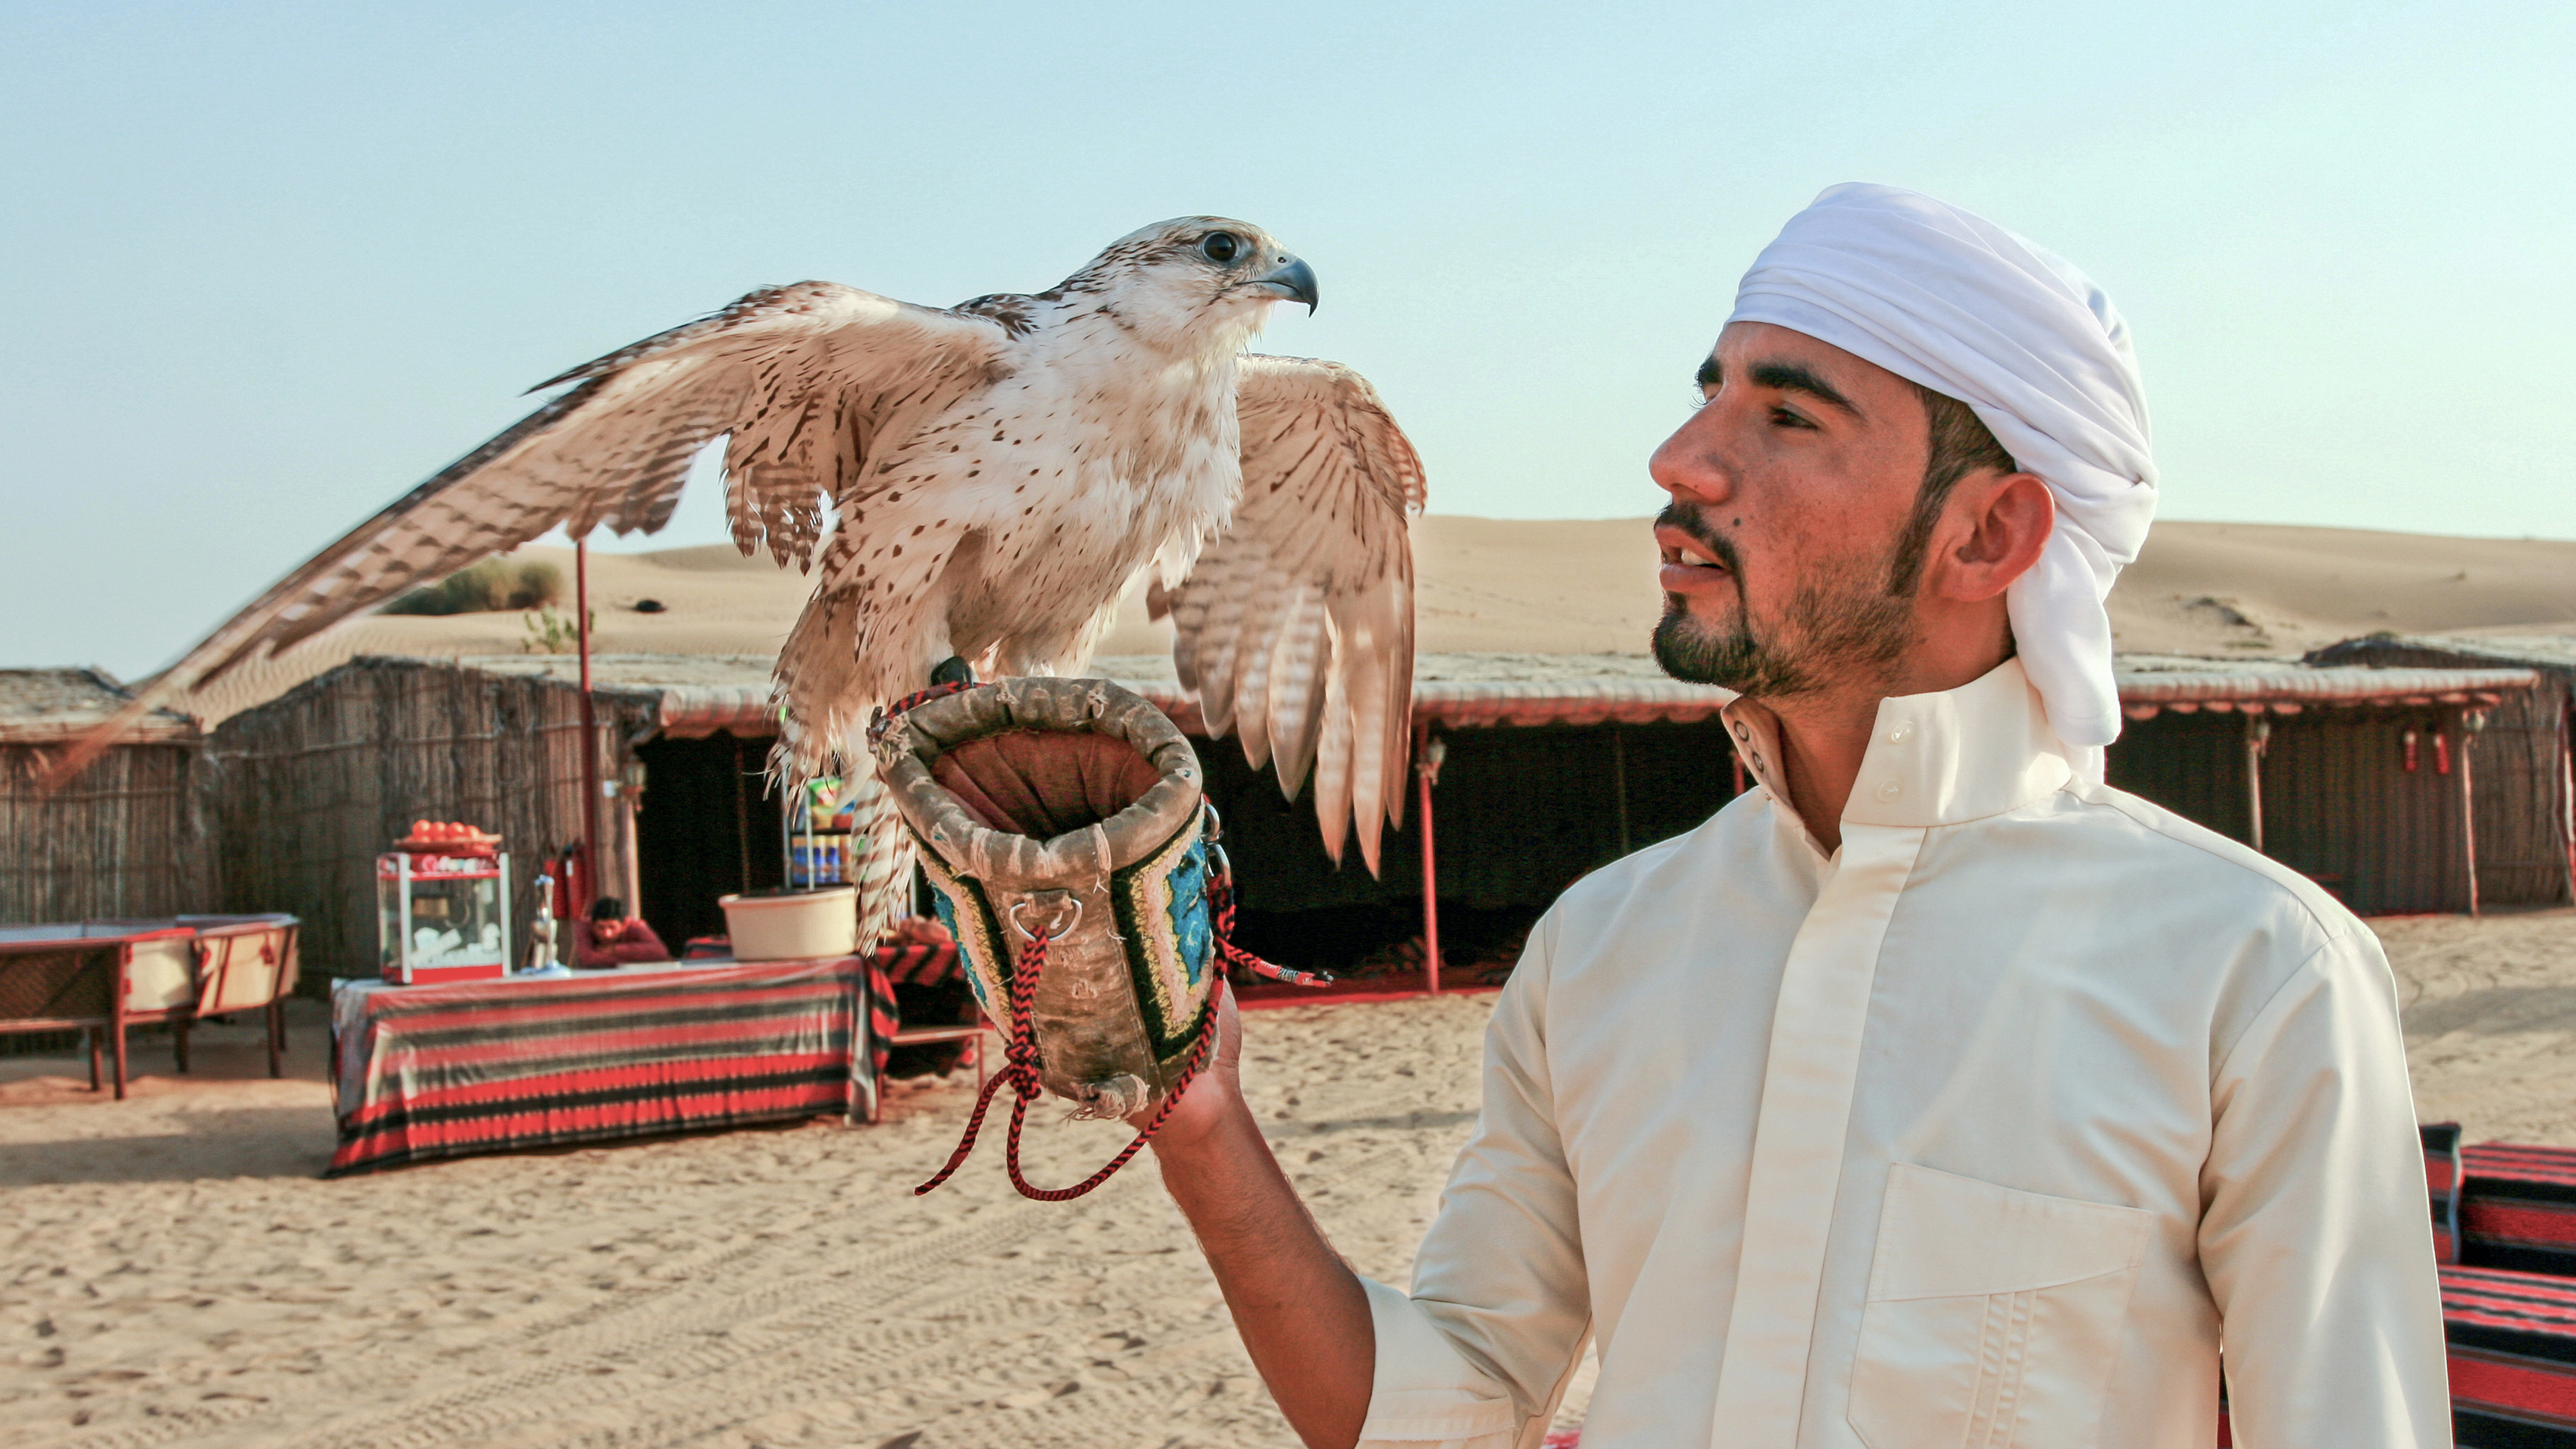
161;518;2576;724
5;908;2574;1448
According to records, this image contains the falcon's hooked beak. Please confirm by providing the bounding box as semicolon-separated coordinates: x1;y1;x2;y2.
1251;256;1318;314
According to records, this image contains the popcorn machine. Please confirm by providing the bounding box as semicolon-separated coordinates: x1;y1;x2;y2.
378;821;511;985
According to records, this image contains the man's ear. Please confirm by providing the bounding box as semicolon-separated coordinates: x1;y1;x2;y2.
1937;472;2054;603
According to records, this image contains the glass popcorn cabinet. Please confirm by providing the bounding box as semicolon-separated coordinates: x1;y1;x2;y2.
377;825;512;984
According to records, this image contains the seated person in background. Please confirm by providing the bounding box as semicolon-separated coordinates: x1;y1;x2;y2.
575;897;671;969
888;915;956;950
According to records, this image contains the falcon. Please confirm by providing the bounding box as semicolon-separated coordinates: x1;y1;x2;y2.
96;218;1424;928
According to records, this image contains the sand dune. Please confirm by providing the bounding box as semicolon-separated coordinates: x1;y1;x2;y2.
2113;522;2576;657
161;518;2576;724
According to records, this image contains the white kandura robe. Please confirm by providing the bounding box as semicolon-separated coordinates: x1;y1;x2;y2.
1355;659;2449;1449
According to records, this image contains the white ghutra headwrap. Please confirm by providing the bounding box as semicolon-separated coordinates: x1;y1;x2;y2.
1730;183;2156;757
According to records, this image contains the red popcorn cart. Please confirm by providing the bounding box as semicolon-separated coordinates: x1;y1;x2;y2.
377;822;511;986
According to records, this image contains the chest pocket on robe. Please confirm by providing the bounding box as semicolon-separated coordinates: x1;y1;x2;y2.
1848;1163;2153;1449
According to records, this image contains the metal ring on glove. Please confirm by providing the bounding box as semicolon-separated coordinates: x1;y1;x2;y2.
1007;894;1083;943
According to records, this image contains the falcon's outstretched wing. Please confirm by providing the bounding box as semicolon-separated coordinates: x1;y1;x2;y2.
1162;355;1425;874
58;284;1009;781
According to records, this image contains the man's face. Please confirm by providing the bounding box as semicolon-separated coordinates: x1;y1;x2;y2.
592;916;627;942
1649;321;1939;699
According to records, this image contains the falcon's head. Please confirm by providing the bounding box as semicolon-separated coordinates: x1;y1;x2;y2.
1050;217;1318;352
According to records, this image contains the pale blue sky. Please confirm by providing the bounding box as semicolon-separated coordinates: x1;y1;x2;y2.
4;2;2569;678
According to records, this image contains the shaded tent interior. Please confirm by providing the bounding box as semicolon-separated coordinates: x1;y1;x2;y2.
630;732;786;951
1195;715;1744;978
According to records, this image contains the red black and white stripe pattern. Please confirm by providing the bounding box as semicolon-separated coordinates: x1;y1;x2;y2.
329;957;873;1175
2445;1264;2576;1444
2467;1144;2576;1277
2441;1136;2576;1446
878;940;958;987
864;959;902;1081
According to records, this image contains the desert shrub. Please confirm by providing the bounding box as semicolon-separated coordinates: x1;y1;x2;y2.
522;603;593;653
382;558;564;615
506;561;564;608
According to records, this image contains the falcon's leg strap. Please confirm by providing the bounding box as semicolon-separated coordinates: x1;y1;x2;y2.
867;680;979;750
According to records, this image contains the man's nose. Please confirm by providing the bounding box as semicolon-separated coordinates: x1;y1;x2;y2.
1649;408;1736;504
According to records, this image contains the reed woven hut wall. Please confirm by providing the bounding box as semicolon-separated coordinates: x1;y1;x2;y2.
2306;635;2576;908
2105;663;2553;914
2109;706;2484;913
0;669;214;923
211;657;652;982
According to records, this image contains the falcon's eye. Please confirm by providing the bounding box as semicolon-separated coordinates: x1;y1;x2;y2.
1199;232;1243;264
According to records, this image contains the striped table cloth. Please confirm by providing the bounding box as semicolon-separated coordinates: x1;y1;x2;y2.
328;956;873;1175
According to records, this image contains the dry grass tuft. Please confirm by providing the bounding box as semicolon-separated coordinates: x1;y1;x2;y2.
381;558;563;616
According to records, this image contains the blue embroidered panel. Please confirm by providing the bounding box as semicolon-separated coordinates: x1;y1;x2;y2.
1163;840;1213;988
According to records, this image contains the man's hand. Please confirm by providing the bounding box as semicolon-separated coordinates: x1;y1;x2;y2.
1141;990;1376;1449
1132;987;1244;1147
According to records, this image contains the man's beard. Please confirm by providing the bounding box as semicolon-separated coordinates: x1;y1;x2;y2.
1651;503;1920;698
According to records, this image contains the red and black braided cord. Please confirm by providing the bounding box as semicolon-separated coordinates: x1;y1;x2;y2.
914;928;1224;1200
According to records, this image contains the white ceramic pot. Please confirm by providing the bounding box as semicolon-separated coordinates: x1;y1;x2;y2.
717;886;860;962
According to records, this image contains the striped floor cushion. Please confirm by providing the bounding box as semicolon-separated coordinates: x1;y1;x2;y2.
2445;1265;2576;1445
2465;1144;2576;1276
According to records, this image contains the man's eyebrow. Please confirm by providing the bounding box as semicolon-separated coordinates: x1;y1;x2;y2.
1747;359;1864;418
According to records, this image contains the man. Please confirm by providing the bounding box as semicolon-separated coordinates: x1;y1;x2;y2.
1145;185;2447;1448
574;897;671;969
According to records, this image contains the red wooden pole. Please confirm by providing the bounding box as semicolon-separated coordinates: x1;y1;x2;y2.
2562;699;2575;906
2245;714;2268;855
2462;709;2481;918
1416;720;1440;996
110;941;130;1100
576;538;602;911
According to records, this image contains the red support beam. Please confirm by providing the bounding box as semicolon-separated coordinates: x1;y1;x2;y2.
2462;708;2482;918
575;538;602;912
1415;718;1441;996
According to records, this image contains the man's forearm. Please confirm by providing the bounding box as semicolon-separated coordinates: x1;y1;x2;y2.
1153;1092;1374;1449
